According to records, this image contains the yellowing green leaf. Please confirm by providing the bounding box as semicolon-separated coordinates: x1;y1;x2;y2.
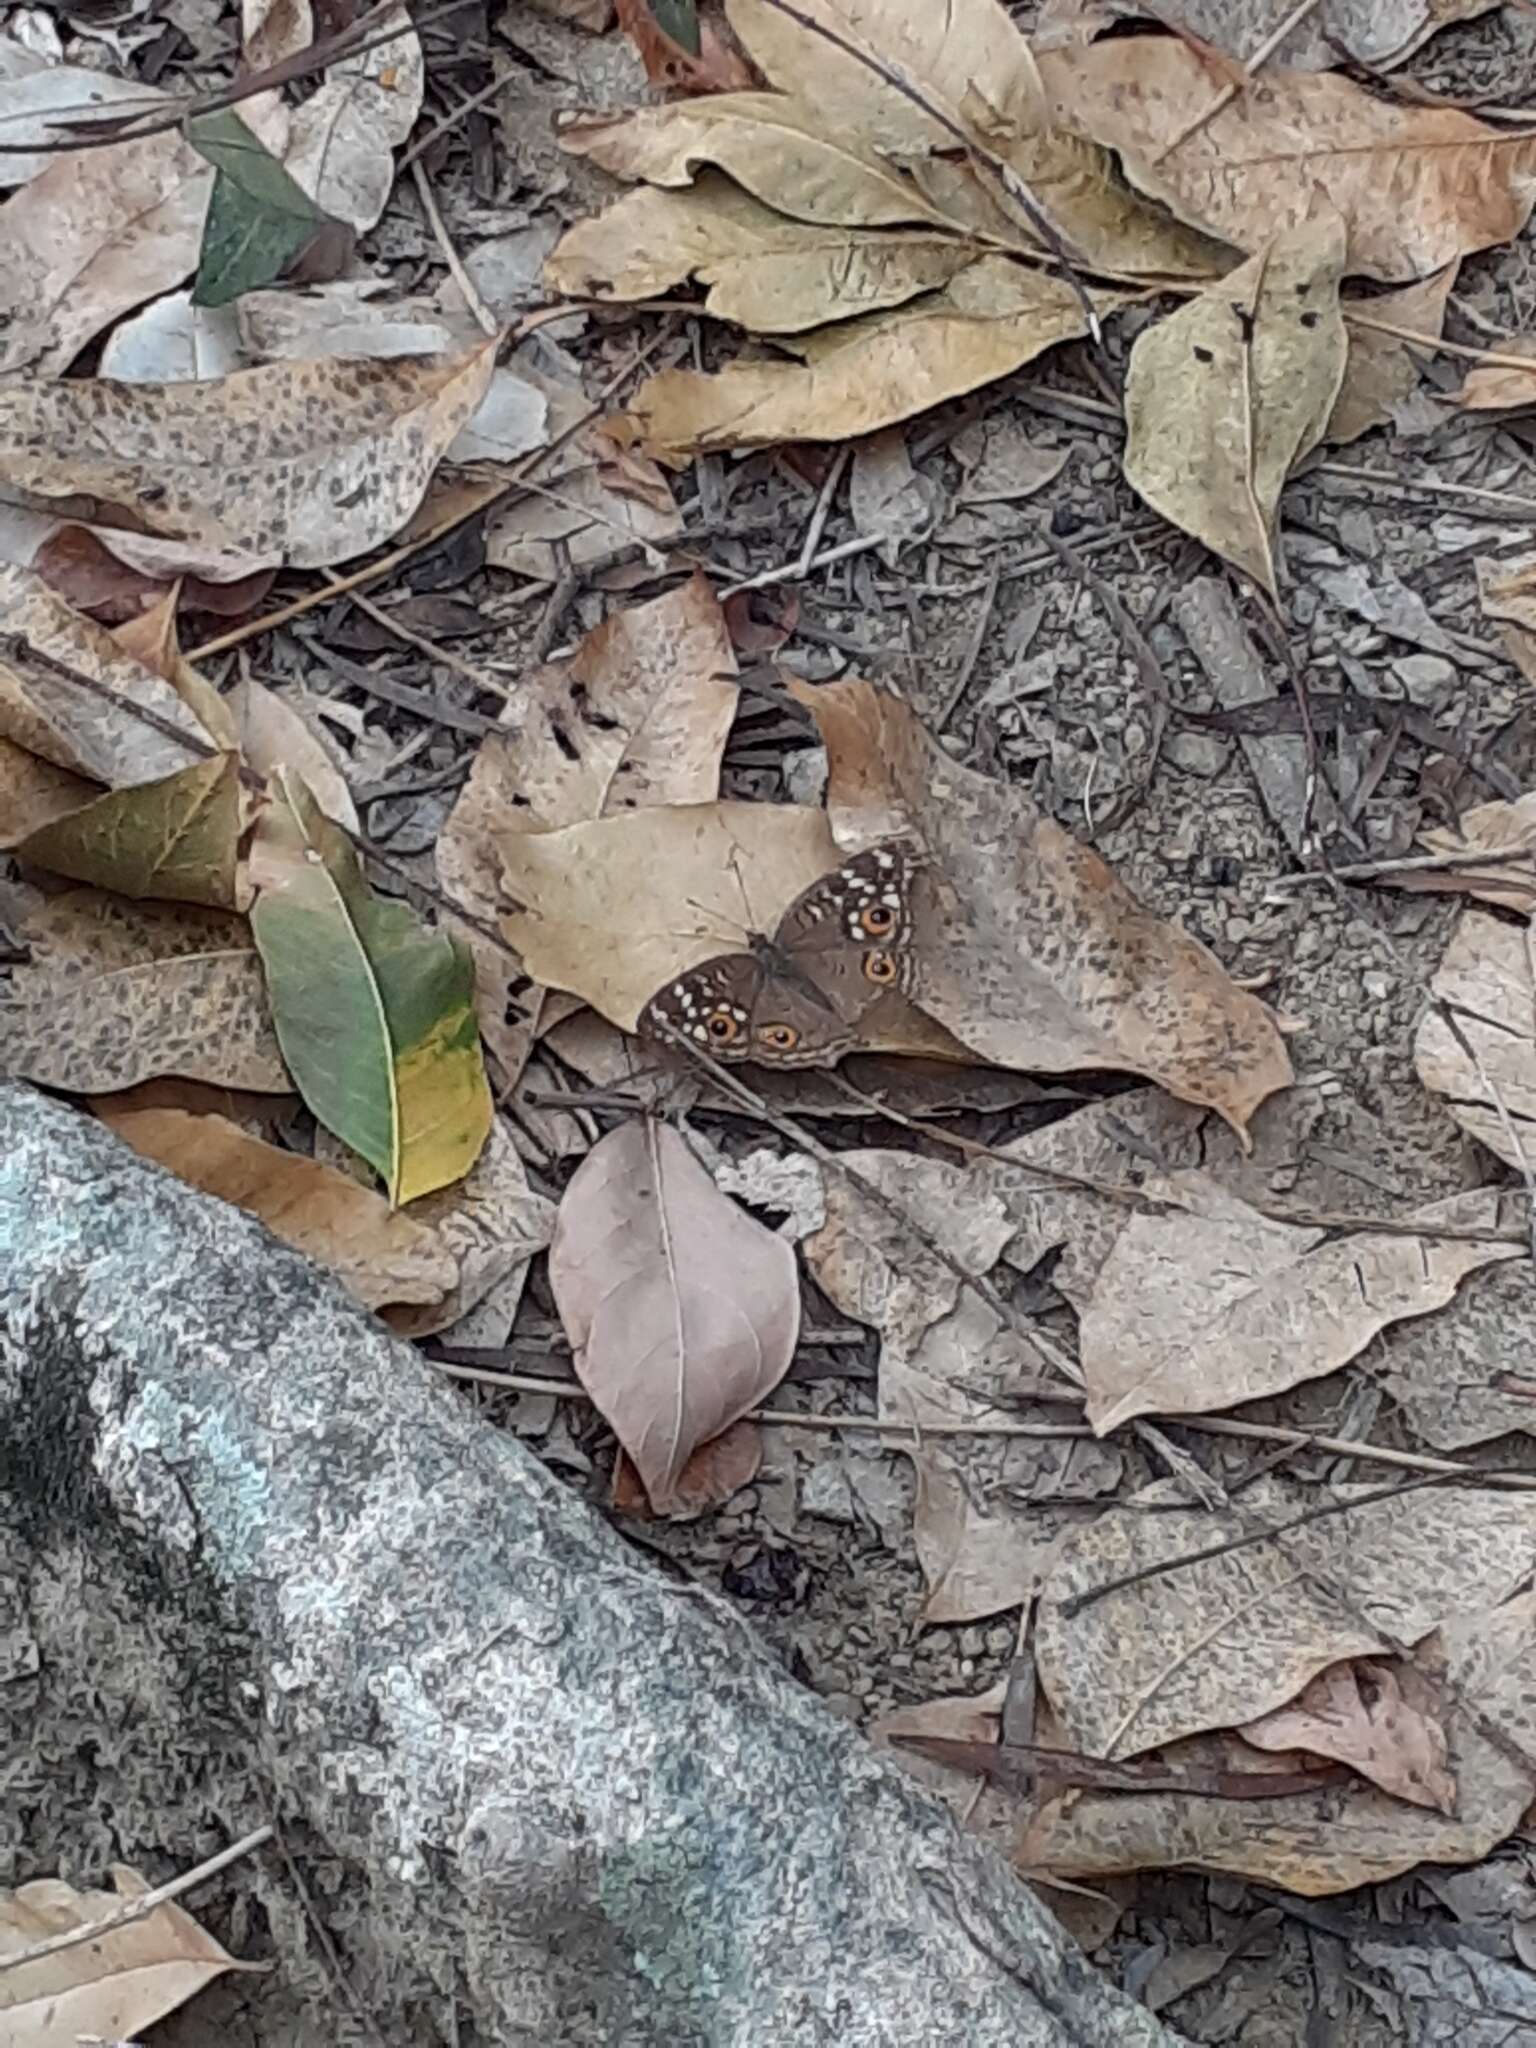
249;775;491;1204
11;752;249;908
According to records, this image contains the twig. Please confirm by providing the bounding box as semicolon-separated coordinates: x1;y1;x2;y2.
796;446;850;578
0;1824;274;1974
1146;0;1325;165
411;158;498;339
717;532;887;599
269;1823;387;2048
1315;461;1536;522
1265;842;1536;891
317;575;519;703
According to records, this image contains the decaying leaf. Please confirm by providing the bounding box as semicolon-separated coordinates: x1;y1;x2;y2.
1415;909;1536;1171
0;1862;256;2044
802;677;1293;1134
548;1119;799;1513
615;0;755;90
250;774;491;1205
1240;1657;1456;1814
97;1106;459;1310
0;889;289;1095
437;574;739;1083
1073;1174;1518;1434
1039;37;1536;280
0;736;97;846
1022;1590;1536;1894
1328;268;1455;445
0;339;498;574
611;1419;763;1519
1123;215;1347;598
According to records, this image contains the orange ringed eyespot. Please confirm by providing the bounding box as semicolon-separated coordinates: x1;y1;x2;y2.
861;904;895;935
863;951;898;985
707;1012;740;1041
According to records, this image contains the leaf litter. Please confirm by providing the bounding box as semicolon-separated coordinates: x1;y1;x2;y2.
9;0;1536;2020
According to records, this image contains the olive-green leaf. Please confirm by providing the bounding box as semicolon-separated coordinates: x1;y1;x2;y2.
249;773;491;1203
10;752;246;908
186;107;333;308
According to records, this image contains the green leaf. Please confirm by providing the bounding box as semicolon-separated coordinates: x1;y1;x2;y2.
11;754;247;908
249;774;492;1204
651;0;701;56
186;108;332;308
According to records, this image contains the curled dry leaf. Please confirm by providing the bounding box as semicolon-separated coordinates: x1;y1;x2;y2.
1037;1476;1536;1759
9;751;251;910
0;1862;257;2044
1123;215;1347;599
1074;1174;1518;1434
96;1106;458;1310
1039;36;1536;281
1415;908;1536;1171
549;1119;799;1513
228;674;359;833
0;889;288;1095
801;677;1292;1134
1022;1590;1536;1895
0;339;498;574
1239;1657;1456;1814
437;573;738;1083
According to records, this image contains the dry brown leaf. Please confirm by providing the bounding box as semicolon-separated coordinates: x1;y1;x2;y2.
1240;1658;1456;1813
228;674;359;833
0;889;289;1095
1039;36;1536;280
438;574;738;1082
29;518;278;614
548;1118;799;1513
278;7;423;233
0;340;498;573
86;1076;299;1132
110;587;239;752
1123;215;1347;598
97;1106;457;1309
1038;0;1499;71
1415;908;1536;1169
1038;1476;1536;1758
1459;335;1536;411
546;173;979;333
1328;268;1456;444
1021;1590;1536;1894
0;564;212;782
0;1862;255;2043
619;260;1110;459
802;677;1292;1134
382;1116;556;1339
1073;1174;1517;1434
0;735;97;845
1384;792;1536;914
611;1419;763;1519
10;751;251;910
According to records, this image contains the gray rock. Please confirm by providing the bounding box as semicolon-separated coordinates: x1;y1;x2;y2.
0;1085;1178;2048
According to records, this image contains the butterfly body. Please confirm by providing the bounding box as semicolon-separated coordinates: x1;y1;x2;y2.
642;841;922;1066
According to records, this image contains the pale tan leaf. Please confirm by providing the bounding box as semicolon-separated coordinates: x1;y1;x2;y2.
546;174;979;333
1240;1658;1456;1813
482;426;681;578
1039;37;1536;280
0;564;211;781
0;339;498;572
803;677;1292;1133
1388;791;1536;914
0;99;285;376
112;588;240;751
621;260;1105;459
229;675;359;833
1328;268;1456;445
1123;216;1347;598
383;1116;556;1338
0;1862;255;2042
0;55;176;190
498;800;840;1029
243;0;312;71
437;574;737;1082
1459;335;1536;411
0;889;289;1094
1075;1175;1517;1434
99;287;244;382
1021;1591;1536;1895
279;6;422;232
97;1107;457;1309
1036;1475;1536;1758
1479;550;1536;631
548;1119;799;1513
1415;909;1536;1170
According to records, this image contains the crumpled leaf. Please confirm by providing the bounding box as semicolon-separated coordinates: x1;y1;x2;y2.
1123;215;1347;598
438;573;739;1083
1039;36;1536;280
801;676;1292;1134
0;1862;256;2043
1073;1174;1518;1434
1415;909;1536;1171
97;1105;458;1311
8;751;251;909
249;774;491;1205
1037;1475;1536;1758
618;259;1112;460
1239;1657;1456;1814
1021;1590;1536;1895
0;338;498;574
549;1118;799;1513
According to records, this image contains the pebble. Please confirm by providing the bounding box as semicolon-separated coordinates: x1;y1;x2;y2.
822;1691;862;1722
1164;732;1230;777
1362;971;1392;1001
1393;653;1455;707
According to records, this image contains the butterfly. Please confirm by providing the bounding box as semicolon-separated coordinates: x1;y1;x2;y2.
640;841;923;1067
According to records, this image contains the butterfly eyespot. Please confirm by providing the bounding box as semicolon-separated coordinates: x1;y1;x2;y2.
759;1024;801;1052
863;950;899;985
859;903;896;937
705;1011;742;1043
